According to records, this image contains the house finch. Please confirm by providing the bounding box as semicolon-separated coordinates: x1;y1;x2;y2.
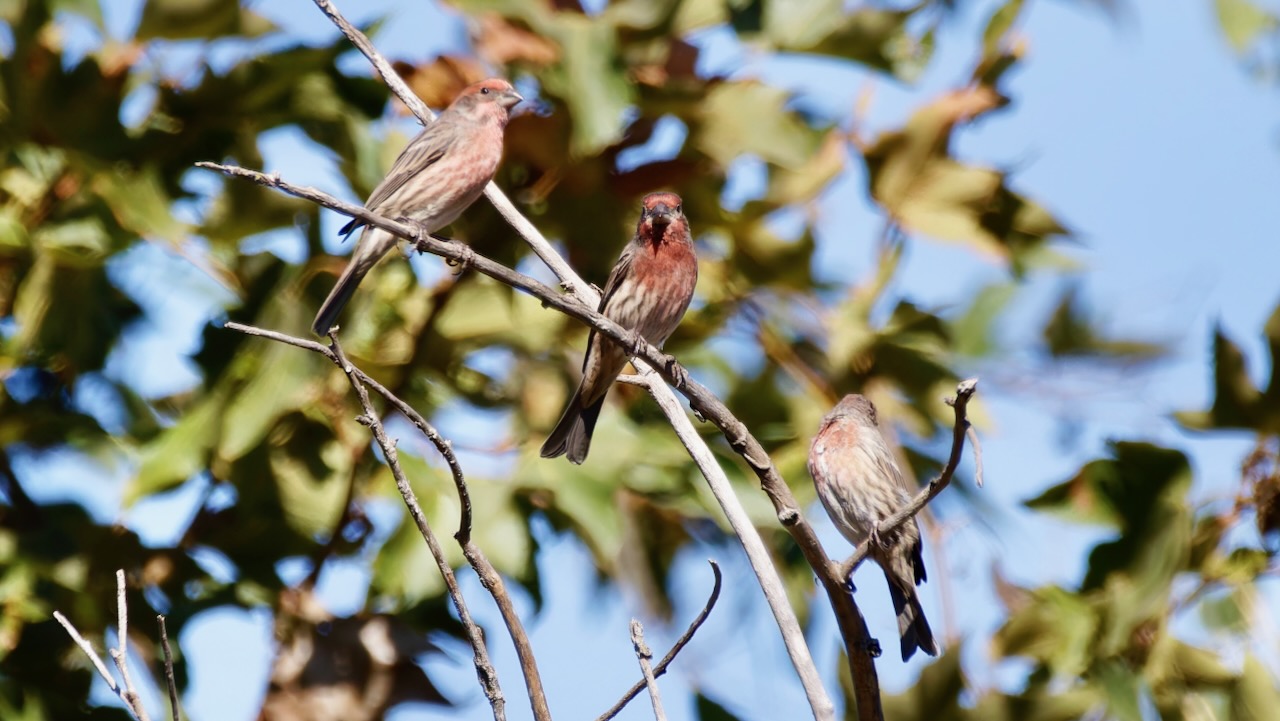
808;394;938;661
312;78;523;335
540;192;698;464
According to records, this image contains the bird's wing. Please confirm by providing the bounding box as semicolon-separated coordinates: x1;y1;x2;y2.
580;245;636;373
338;121;456;237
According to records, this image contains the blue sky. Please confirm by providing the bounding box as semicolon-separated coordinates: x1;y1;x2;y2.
21;0;1280;719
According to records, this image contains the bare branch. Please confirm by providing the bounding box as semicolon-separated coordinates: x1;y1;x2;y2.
619;371;831;710
111;570;151;721
596;560;723;721
224;321;557;721
630;620;666;721
325;331;510;721
352;360;551;721
839;379;980;580
201;160;849;719
53;611;118;694
158;615;182;721
967;424;984;488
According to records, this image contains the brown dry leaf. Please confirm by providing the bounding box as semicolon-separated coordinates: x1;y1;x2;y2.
473;13;559;67
633;39;700;87
393;56;487;113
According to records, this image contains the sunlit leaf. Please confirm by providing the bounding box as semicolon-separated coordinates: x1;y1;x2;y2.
1215;0;1278;53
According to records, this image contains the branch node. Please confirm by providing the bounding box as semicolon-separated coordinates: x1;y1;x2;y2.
778;507;801;526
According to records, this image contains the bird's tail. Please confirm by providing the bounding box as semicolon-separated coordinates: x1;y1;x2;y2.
886;566;938;662
312;228;393;336
540;390;604;465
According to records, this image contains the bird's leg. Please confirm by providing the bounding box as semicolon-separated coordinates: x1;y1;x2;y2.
626;329;646;359
447;243;476;275
842;567;858;594
396;218;431;245
663;354;688;390
868;521;889;551
860;636;882;659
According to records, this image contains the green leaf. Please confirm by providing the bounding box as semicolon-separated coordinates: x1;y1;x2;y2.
1216;0;1279;53
982;0;1027;56
694;81;822;169
1095;660;1144;721
137;0;277;40
131;388;229;501
1231;656;1280;721
31;218;110;264
882;647;966;719
268;414;350;537
950;281;1017;357
542;16;633;156
993;585;1096;678
218;331;317;461
1175;319;1280;433
49;0;103;28
92;166;191;245
1041;285;1168;361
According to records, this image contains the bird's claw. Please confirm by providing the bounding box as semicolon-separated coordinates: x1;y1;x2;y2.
861;637;882;659
626;330;646;358
664;354;687;389
446;244;476;275
692;409;707;423
868;523;886;550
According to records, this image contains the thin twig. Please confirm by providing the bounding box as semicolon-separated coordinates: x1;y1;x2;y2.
839;379;980;579
326;331;509;721
201;160;847;718
158;615;182;721
356;365;549;721
224;321;548;720
596;560;723;721
630;620;666;721
111;570;151;721
53;611;118;692
967;424;984;488
617;371;832;710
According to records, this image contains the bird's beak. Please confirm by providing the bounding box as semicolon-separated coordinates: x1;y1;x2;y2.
646;202;674;223
500;89;524;110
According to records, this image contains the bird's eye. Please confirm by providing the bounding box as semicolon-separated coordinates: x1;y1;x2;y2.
480;87;490;95
676;204;682;213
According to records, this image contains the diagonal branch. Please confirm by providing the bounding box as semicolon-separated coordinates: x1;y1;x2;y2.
629;620;666;721
110;570;151;721
201;160;841;718
596;560;723;721
348;352;550;721
53;570;152;721
225;322;552;721
231;324;510;720
838;379;979;580
157;615;182;721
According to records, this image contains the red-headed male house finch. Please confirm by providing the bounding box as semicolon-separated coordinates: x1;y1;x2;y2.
540;192;698;464
808;395;938;661
312;78;523;335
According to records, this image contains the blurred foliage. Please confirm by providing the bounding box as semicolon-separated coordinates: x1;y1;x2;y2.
0;0;1275;719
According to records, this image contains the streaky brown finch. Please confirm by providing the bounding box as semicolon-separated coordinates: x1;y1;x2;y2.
808;394;938;661
312;78;523;335
540;192;698;464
